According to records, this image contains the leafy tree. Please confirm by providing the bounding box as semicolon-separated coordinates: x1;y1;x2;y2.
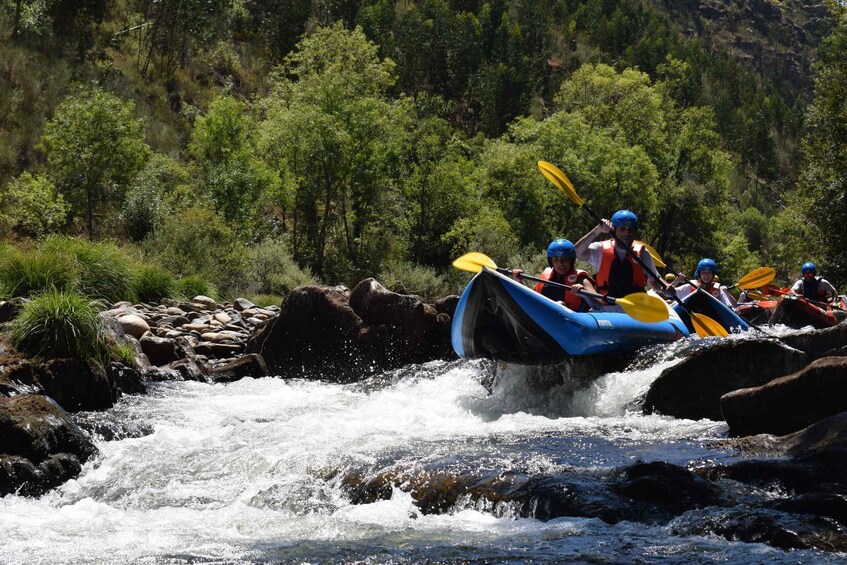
38;86;150;239
399;113;476;266
800;1;847;285
191;95;277;231
137;0;229;81
259;23;413;280
0;172;69;238
122;154;191;242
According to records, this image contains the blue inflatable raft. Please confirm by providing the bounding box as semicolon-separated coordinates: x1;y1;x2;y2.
451;267;690;364
672;288;749;334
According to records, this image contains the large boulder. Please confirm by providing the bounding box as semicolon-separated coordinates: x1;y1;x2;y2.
0;394;97;496
249;281;454;381
0;358;114;412
643;340;808;420
721;357;847;436
37;358;115;412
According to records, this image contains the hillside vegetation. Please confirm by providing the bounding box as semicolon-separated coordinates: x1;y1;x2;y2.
1;0;846;299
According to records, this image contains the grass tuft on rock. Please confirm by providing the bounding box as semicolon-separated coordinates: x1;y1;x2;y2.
8;288;106;360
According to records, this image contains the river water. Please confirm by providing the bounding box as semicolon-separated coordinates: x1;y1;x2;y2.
0;337;843;564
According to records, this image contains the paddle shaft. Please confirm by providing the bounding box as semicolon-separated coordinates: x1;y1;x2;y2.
498;268;622;305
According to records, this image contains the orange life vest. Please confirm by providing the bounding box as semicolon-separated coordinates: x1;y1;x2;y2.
534;267;593;311
595;240;647;296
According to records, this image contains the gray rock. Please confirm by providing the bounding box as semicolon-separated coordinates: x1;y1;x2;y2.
233;297;256;311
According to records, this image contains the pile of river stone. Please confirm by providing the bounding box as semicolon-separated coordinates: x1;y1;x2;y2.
107;295;278;380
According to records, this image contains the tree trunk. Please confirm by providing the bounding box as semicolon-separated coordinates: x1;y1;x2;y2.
12;0;23;37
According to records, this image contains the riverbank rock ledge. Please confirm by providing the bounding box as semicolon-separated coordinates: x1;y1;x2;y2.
248;279;455;381
0;394;97;496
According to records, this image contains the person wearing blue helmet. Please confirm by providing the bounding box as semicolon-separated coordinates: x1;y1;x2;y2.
574;209;663;298
512;238;597;311
790;262;837;302
675;258;736;308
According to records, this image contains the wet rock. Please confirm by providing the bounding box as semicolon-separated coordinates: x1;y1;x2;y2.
721;357;847;436
0;394;96;496
140;335;180;366
433;295;459;318
644;340;807;420
670;506;847;551
771;492;847;527
107;362;146;396
210;354;268;383
253;281;453;381
781;323;847;360
37;358;114;411
168;358;208;382
614;461;724;517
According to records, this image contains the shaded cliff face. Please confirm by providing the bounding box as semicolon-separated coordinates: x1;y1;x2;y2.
656;0;832;98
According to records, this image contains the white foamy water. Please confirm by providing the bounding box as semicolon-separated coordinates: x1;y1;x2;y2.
0;357;839;564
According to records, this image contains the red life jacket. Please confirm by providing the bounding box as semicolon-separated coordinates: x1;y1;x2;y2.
595;240;647;296
534;268;593;311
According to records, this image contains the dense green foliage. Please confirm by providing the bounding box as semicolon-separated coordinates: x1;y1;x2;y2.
0;0;843;295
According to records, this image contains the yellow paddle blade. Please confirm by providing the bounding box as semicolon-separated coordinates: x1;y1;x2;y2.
636;241;666;269
735;267;776;290
452;252;497;273
615;292;670;323
690;313;730;338
746;290;768;301
538;161;583;206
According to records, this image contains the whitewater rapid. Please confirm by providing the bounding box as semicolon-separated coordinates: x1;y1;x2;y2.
0;349;838;564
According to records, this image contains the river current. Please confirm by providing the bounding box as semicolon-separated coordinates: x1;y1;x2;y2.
1;336;843;564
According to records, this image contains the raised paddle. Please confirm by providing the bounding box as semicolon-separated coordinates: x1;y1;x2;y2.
636;241;666;269
537;160;728;338
452;252;671;324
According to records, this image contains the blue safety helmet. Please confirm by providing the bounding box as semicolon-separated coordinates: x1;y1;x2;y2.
694;258;717;278
611;209;639;228
547;238;576;259
801;262;817;276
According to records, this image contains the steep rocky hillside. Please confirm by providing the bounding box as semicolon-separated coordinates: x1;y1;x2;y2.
656;0;831;99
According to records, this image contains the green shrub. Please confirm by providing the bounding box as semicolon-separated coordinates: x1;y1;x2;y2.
144;206;247;296
8;288;106;361
0;248;77;298
378;260;456;302
245;238;317;296
175;275;216;301
0;173;69;238
133;266;175;304
41;236;134;303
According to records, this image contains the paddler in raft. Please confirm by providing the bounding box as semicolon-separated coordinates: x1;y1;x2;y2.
674;258;737;309
790;262;838;302
573;210;665;303
511;238;598;311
